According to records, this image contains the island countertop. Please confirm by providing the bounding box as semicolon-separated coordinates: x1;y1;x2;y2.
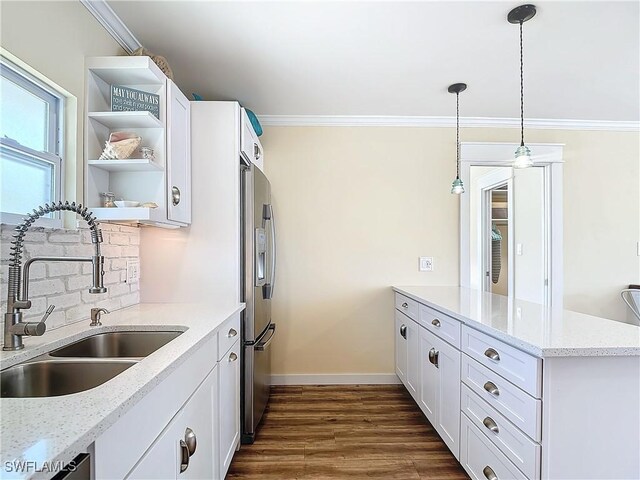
393;286;640;357
0;302;245;480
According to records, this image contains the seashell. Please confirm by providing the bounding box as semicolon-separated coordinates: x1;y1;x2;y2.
98;132;141;160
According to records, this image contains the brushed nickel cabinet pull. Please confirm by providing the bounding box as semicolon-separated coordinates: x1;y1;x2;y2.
484;348;501;361
228;328;238;338
483;381;500;396
400;324;407;339
401;302;409;308
184;427;197;456
172;186;181;206
229;352;238;362
483;416;500;433
483;465;498;480
428;348;439;368
431;319;441;328
179;439;190;472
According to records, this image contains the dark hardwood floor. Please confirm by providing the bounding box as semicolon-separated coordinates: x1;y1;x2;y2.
227;385;469;479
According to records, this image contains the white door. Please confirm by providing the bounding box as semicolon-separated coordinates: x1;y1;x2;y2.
434;335;461;459
418;327;438;424
218;340;241;479
394;311;408;383
127;417;181;480
166;80;191;225
405;319;420;400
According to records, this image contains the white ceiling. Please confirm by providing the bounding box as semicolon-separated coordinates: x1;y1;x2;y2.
109;1;639;121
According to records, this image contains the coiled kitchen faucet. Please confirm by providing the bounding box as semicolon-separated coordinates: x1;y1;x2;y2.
4;201;107;351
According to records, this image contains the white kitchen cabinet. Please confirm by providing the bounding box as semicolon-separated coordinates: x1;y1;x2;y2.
394;310;408;382
218;339;241;479
405;317;420;400
84;56;191;227
166;80;192;225
128;366;217;480
419;327;461;458
240;108;263;171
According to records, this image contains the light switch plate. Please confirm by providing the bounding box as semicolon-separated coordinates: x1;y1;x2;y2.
126;260;140;284
419;257;434;272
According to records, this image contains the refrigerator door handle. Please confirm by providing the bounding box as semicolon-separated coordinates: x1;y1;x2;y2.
255;323;276;351
262;204;277;300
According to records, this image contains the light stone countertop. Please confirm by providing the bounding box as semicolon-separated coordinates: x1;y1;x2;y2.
393;286;640;357
0;302;245;480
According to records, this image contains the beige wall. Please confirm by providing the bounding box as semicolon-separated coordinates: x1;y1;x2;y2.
0;1;124;209
263;126;639;375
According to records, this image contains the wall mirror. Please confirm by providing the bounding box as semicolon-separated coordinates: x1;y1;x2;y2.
459;142;564;306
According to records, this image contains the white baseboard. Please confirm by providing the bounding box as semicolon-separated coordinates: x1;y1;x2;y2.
270;373;401;386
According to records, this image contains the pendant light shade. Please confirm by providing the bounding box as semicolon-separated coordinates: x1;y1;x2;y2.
508;4;536;168
449;83;467;195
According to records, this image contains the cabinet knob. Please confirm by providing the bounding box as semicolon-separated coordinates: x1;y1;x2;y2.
484;348;500;361
184;427;197;456
179;439;190;473
229;352;238;362
482;416;500;434
431;319;441;328
482;465;498;480
254;143;261;160
483;381;500;396
228;328;238;338
401;302;408;308
400;324;407;339
172;186;181;206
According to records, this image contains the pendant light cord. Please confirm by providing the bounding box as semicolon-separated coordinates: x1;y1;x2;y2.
519;20;525;147
456;91;460;179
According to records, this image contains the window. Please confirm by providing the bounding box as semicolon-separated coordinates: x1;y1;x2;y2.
0;55;64;225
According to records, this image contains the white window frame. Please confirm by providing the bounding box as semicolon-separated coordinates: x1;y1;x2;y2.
0;55;65;228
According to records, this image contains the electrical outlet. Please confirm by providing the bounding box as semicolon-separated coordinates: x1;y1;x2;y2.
126;260;140;284
419;257;434;272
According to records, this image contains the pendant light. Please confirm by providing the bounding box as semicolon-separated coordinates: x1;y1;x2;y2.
449;83;467;194
508;4;537;169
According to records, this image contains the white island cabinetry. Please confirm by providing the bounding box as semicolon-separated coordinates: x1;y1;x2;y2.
393;286;640;480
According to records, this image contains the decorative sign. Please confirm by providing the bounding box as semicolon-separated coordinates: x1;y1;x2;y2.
111;85;160;119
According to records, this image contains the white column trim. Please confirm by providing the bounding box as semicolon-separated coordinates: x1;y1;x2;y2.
81;0;142;54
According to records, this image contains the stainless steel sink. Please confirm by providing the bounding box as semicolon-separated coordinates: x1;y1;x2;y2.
50;331;183;358
0;360;136;398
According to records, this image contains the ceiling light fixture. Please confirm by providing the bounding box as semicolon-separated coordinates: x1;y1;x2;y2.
508;4;537;169
449;83;467;194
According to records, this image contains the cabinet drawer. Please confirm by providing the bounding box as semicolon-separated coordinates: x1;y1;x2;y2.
462;355;541;441
419;304;461;348
395;293;418;321
218;313;241;361
462;384;540;479
460;414;528;480
462;326;541;398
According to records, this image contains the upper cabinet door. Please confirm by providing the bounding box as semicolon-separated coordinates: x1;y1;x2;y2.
167;80;191;225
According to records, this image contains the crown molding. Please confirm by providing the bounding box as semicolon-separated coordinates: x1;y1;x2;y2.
81;0;142;54
258;115;639;132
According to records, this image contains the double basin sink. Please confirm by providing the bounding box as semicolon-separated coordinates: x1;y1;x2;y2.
1;330;182;398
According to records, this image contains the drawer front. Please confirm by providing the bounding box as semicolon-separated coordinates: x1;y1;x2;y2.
462;384;540;479
218;312;241;361
460;414;528;480
395;293;418;321
419;304;461;348
462;326;541;398
462;355;541;441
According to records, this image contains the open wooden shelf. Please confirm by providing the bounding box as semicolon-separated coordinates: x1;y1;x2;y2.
88;111;163;129
88;159;162;172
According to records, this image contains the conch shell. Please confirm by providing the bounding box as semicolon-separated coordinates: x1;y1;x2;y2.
99;132;142;160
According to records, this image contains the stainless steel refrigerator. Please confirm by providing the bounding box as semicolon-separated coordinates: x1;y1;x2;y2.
241;163;277;444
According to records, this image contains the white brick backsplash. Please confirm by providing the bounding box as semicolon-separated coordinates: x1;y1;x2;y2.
1;223;141;342
48;232;81;243
30;279;65;297
48;262;80;277
109;234;130;245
